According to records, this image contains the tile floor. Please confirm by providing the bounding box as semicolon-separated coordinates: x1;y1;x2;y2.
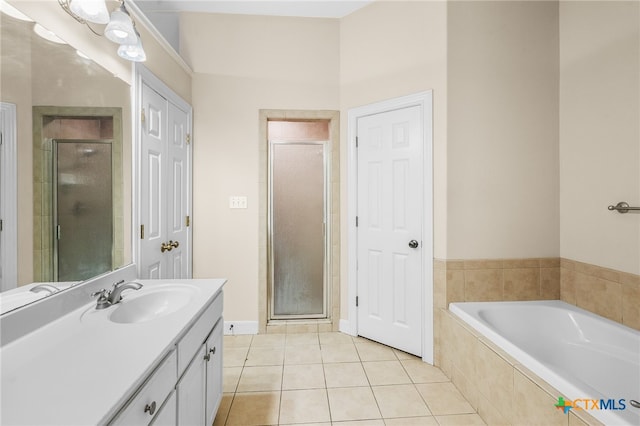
215;332;486;426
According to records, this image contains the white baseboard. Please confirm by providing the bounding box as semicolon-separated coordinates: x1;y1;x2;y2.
224;321;258;335
339;319;356;336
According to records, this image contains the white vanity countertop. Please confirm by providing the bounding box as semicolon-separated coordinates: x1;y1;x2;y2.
0;278;226;426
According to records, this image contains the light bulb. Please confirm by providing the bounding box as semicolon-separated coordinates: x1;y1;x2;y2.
117;31;146;62
104;4;137;45
69;0;109;25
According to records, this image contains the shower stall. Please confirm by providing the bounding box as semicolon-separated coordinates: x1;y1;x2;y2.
53;140;113;281
268;120;330;319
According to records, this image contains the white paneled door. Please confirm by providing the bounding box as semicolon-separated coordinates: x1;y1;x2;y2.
356;105;423;356
139;81;191;279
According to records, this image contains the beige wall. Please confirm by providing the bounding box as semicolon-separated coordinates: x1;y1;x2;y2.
1;16;33;285
182;13;340;321
559;1;640;275
340;0;448;318
447;1;560;260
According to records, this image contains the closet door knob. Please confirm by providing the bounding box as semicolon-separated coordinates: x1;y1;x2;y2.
408;240;419;249
144;401;156;416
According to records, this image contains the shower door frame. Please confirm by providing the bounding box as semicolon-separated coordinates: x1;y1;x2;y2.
52;139;114;282
267;138;331;321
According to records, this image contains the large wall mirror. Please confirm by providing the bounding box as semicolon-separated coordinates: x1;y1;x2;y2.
0;4;132;313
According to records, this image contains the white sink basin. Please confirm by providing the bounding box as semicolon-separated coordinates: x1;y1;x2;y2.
108;287;194;324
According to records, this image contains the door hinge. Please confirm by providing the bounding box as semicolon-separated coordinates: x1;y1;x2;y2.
0;132;3;145
355;216;358;227
186;133;191;144
185;215;190;227
0;219;3;232
56;225;61;240
356;296;359;307
355;136;358;148
140;224;145;239
141;108;146;123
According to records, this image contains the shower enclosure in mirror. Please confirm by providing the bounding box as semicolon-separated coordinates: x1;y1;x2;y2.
268;120;330;319
33;109;124;284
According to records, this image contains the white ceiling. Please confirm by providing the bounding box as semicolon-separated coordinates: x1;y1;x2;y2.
132;0;374;19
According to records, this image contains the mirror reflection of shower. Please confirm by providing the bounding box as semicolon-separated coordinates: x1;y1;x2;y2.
53;140;113;281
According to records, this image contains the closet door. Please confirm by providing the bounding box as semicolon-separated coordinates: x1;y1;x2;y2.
140;83;168;279
139;81;192;279
166;102;190;279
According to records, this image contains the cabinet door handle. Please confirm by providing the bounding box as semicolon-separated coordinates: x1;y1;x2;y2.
209;347;216;355
204;353;211;362
144;401;156;416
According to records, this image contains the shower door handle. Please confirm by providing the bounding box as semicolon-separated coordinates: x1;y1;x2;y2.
408;240;419;249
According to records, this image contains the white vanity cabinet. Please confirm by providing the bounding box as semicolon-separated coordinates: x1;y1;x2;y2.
109;290;224;426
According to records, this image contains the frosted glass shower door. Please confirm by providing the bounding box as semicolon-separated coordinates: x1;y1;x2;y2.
270;142;327;318
54;140;113;282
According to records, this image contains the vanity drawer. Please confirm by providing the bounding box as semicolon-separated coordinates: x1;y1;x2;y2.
111;349;177;426
177;291;223;375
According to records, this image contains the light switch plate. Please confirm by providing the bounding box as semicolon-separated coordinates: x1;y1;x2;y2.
229;196;248;209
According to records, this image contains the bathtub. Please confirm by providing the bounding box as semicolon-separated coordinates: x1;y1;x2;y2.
449;300;640;426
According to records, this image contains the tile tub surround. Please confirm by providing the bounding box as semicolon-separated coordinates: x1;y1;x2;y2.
433;258;560;366
216;332;486;426
434;258;561;310
560;258;640;331
438;309;603;426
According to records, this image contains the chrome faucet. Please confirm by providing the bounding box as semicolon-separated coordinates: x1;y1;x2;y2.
108;280;143;304
91;280;143;310
30;284;60;295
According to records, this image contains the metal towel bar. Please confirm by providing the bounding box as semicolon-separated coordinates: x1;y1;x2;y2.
607;201;640;213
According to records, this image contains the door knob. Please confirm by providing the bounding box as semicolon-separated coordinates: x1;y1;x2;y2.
408;240;419;249
169;240;179;249
160;242;172;253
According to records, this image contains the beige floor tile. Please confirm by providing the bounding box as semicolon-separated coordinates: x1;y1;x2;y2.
286;323;318;334
236;365;283;392
223;367;242;393
319;332;354;345
435;413;487;425
416;383;475;416
333;420;385;426
321;344;360;363
279;389;331;424
245;345;285;366
224;334;253;348
401;360;449;383
251;333;286;347
362;360;411;385
372;384;431;418
354;342;397;361
226;391;280;426
282;364;325;390
284;344;322;365
286;332;320;346
384;416;438;425
223;347;248;367
327;387;382;422
213;393;233;426
393;349;418;360
323;362;369;388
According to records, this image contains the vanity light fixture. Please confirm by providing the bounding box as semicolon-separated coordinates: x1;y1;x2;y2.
117;28;146;62
69;0;109;25
104;3;137;45
58;0;147;63
0;0;34;22
33;24;67;45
